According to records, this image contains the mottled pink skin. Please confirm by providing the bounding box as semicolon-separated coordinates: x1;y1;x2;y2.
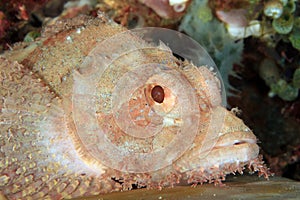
216;9;249;27
0;15;270;200
139;0;191;19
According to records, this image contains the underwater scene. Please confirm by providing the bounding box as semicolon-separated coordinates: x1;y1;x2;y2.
0;0;299;199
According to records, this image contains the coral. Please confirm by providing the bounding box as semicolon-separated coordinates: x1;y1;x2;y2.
260;0;300;102
0;11;9;41
209;0;250;11
23;30;41;42
288;32;300;50
257;58;299;101
262;0;298;39
258;51;299;101
197;5;213;22
285;0;296;13
263;0;284;19
288;17;300;50
179;0;299;102
272;9;294;34
293;68;300;88
210;0;300;102
259;58;280;87
0;0;49;51
138;0;191;19
270;79;299;101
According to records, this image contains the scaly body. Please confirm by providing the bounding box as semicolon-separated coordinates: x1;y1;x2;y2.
0;15;268;199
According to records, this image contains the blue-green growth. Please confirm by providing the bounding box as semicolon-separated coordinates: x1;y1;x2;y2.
179;0;244;96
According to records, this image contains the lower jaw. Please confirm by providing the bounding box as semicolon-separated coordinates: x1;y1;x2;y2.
183;154;270;185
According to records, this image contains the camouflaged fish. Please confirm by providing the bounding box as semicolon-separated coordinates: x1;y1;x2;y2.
0;15;269;199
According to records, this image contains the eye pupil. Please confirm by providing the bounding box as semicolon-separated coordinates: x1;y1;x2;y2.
151;85;165;103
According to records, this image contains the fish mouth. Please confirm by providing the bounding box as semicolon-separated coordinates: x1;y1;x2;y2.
195;131;260;169
227;138;257;146
213;131;258;149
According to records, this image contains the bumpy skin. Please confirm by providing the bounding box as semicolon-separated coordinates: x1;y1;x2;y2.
138;0;191;19
0;15;269;199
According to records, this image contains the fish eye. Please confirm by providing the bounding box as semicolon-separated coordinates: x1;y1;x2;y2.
151;85;165;103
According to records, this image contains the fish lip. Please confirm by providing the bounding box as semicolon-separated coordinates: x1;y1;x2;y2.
231;138;257;146
214;139;257;148
214;132;258;148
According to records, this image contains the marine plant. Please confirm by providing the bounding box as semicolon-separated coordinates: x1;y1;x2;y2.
180;0;244;95
181;0;300;101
